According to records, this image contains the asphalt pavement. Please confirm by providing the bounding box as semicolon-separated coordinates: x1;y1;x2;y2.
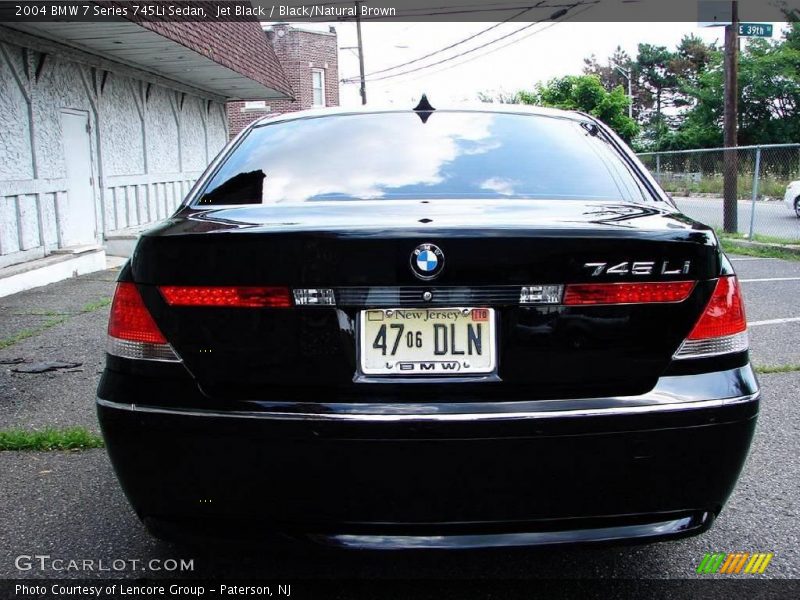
674;197;800;241
1;256;799;582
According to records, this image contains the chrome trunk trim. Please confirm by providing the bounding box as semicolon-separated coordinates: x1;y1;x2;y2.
335;286;526;307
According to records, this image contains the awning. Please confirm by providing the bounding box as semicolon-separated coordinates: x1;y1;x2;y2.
4;19;294;101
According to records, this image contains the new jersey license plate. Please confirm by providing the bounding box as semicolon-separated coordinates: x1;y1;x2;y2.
359;307;496;376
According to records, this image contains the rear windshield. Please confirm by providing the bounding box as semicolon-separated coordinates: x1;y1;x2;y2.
196;111;653;205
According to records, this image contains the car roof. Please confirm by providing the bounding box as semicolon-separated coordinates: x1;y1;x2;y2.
251;102;591;129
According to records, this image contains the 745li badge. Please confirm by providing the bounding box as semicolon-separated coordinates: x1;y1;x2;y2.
583;260;691;277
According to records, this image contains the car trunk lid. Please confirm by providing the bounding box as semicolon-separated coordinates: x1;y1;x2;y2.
129;200;720;401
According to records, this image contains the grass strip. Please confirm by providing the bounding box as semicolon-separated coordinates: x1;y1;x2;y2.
0;316;69;350
720;230;800;246
0;427;104;451
0;296;111;350
754;364;800;375
720;239;800;261
81;297;112;313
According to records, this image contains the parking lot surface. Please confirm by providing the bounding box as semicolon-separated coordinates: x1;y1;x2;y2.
675;197;800;241
1;255;799;580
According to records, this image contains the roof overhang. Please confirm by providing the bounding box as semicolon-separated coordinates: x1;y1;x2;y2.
3;21;291;101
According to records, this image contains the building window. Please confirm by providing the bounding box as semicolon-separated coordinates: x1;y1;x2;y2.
242;101;270;112
311;69;325;107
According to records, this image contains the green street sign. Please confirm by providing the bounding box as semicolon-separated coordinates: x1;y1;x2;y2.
739;23;773;37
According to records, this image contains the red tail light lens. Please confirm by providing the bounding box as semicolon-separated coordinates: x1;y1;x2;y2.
108;283;167;344
687;276;747;340
159;286;292;308
563;281;695;305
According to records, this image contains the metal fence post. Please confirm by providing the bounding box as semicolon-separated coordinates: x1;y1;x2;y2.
656;154;661;183
748;146;761;239
636;143;800;242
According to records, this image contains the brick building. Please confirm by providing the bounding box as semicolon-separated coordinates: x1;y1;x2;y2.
0;8;293;294
227;24;340;137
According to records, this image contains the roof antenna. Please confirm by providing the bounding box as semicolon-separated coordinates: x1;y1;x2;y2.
413;94;436;123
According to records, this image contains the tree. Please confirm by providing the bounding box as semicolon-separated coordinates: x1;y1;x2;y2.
584;47;633;91
633;43;679;148
476;90;520;104
581;35;719;150
583;46;641;118
671;34;715;90
517;74;639;142
484;22;799;150
671;23;800;148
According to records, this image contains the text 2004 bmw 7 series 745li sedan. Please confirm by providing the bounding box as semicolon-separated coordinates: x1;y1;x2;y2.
97;100;759;549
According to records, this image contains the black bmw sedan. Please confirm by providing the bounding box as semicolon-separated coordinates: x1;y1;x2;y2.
97;103;759;548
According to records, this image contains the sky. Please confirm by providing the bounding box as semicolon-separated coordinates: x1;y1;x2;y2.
282;21;787;108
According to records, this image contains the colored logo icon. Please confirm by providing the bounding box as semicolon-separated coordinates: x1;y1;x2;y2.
696;552;774;574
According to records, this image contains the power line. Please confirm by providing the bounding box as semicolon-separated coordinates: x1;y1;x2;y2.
361;2;594;88
343;21;538;83
350;3;545;80
365;22;556;87
297;0;583;11
345;3;583;84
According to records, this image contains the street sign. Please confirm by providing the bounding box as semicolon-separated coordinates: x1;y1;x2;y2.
739;23;773;37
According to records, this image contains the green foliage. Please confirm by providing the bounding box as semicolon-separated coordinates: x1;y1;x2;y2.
517;74;639;141
585;23;800;150
664;26;800;149
659;173;787;199
480;23;800;150
0;427;105;451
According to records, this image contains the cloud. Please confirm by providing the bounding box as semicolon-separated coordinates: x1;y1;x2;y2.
480;177;517;196
217;112;496;202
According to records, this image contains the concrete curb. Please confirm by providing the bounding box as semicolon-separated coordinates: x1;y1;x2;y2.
723;238;800;257
0;249;107;298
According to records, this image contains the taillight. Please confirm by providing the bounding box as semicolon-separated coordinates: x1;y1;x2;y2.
563;281;695;305
107;283;179;362
674;276;748;359
159;286;292;308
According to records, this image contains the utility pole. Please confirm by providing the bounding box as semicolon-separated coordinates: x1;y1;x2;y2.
611;62;634;119
355;1;367;105
625;71;632;120
723;0;739;233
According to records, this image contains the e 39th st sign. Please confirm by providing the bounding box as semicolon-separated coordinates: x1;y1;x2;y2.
739;23;773;37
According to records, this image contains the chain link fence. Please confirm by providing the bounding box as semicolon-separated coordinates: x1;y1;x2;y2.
638;144;800;243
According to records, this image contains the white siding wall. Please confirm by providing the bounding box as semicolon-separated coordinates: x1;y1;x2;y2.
0;37;228;268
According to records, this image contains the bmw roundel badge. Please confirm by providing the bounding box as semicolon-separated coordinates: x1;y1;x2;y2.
411;243;445;280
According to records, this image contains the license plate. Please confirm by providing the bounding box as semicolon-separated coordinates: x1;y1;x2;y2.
359;307;496;376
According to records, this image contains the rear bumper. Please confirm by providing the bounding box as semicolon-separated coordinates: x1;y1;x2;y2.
314;513;714;549
97;366;759;548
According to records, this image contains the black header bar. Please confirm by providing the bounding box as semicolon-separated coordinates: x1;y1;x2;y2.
0;0;797;23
